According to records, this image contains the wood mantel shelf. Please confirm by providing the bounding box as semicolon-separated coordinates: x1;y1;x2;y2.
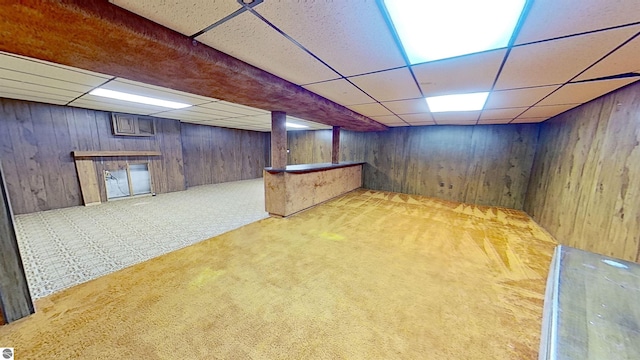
72;150;161;159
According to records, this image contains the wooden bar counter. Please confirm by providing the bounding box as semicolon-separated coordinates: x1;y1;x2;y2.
540;245;640;360
263;162;364;217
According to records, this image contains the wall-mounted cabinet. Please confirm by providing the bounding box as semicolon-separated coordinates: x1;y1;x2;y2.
112;113;155;137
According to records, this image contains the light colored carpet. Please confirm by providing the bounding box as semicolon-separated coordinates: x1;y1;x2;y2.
1;189;556;359
14;178;268;299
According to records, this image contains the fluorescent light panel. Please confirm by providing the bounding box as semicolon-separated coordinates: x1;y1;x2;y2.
383;0;526;63
89;88;192;109
426;92;489;112
286;122;309;129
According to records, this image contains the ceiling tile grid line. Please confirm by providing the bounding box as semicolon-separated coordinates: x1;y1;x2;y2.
516;21;640;48
508;30;640;123
64;77;115;107
473;0;538;125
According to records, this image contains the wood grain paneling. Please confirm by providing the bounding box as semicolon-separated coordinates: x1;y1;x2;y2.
0;98;185;214
0;161;34;323
525;81;640;262
181;123;270;187
288;125;539;209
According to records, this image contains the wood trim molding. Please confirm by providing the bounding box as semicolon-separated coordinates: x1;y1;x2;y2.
72;151;162;158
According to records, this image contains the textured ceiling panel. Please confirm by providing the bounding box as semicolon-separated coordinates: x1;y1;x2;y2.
303;79;373;106
0;78;81;100
485;86;560;109
110;0;242;36
382;99;431;115
196;12;339;85
347;103;393;117
0;51;111;86
516;0;640;45
496;27;638;90
538;78;638;106
432;111;481;123
69;97;169;115
370;115;407;125
399;113;436;124
575;34;640;81
412;49;506;96
198;101;269;115
511;117;547;123
517;104;580;119
101;80;212;106
479;107;528;120
0;90;69;105
0;68;99;94
349;68;422;102
255;1;405;77
477;119;514;125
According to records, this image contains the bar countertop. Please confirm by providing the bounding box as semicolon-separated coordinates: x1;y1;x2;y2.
264;161;365;174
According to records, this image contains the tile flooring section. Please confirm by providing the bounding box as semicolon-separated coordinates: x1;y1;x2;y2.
14;178;269;299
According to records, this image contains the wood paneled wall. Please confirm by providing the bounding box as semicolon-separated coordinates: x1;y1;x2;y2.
181;123;270;187
288;125;539;209
0;98;185;214
525;81;640;262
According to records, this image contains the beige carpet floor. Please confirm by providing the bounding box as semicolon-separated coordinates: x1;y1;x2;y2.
0;189;557;359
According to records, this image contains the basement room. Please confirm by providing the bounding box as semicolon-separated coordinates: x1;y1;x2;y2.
0;0;639;359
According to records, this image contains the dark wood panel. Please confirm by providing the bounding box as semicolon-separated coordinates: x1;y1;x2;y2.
525;80;640;262
288;126;538;209
0;98;186;214
181;123;270;187
0;161;34;323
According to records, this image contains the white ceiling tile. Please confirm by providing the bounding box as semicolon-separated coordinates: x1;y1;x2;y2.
516;0;640;44
103;79;212;105
511;117;548;124
409;122;436;126
255;1;405;77
480;107;528;120
398;113;435;123
349;68;421;102
0;91;69;106
432;111;481;123
110;0;242;36
518;104;580;119
412;49;506;96
388;123;410;127
153;107;228;121
485;86;560;109
196;12;339;85
0;68;99;93
347;103;393;117
575;35;640;81
382;99;430;114
370;115;407;125
0;78;81;99
69;95;170;114
478;119;515;125
497;27;639;90
538;78;638;106
199;100;269;115
0;51;111;85
303;79;373;106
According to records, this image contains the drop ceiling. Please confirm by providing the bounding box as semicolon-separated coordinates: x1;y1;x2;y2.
0;0;639;130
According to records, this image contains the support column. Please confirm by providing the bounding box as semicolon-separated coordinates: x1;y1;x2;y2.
332;126;341;164
0;161;34;324
271;111;287;169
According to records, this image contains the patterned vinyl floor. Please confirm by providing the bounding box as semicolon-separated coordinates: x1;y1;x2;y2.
14;178;268;299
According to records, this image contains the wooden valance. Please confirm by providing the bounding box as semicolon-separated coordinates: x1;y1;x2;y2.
72;150;161;159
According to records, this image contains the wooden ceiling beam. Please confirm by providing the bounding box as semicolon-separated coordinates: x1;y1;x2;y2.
0;0;387;131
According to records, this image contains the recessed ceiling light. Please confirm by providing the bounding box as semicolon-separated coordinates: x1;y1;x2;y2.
286;122;309;129
426;92;489;112
382;0;526;63
89;88;192;109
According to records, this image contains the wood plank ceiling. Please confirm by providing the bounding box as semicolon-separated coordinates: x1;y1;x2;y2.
0;0;639;131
